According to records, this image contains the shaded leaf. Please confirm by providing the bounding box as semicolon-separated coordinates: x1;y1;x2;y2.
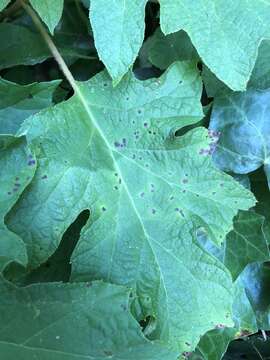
0;278;176;359
160;0;270;91
209;89;270;186
0;78;60;135
0;135;36;271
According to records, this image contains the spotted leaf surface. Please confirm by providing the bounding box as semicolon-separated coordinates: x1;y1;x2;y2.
0;278;176;359
0;135;36;272
7;62;255;353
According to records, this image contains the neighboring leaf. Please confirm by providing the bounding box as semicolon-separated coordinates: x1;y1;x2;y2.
0;278;176;359
7;62;255;353
0;0;9;12
90;0;147;84
0;23;50;70
0;21;94;70
209;89;270;186
223;211;269;280
0;78;60;135
0;135;36;272
145;27;199;70
203;40;270;97
160;0;270;91
30;0;64;34
191;328;237;360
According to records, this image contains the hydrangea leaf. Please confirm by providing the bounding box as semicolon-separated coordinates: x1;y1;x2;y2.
7;62;255;352
209;89;270;187
203;40;270;97
0;78;60;135
30;0;64;34
0;135;36;272
145;27;199;70
0;0;9;12
0;278;176;359
90;0;147;84
160;0;270;91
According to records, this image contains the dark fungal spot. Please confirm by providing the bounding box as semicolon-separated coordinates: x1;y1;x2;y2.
145;164;149;168
212;191;216;195
14;183;20;187
13;188;18;192
86;282;92;287
120;304;127;311
114;141;120;148
114;186;118;190
28;93;33;99
118;178;122;184
114;173;118;177
196;194;199;197
185;342;191;347
27;160;36;166
41;175;47;180
104;350;113;357
175;208;179;212
137;109;142;115
7;192;11;195
132;154;136;159
182;190;186;193
126;97;129;101
220;183;224;187
179;80;183;84
170;196;174;200
139;156;142;160
182;178;188;184
148;130;152;134
152;209;156;214
143;122;148;127
103;82;108;87
140;192;145;198
15;177;19;181
102;206;106;212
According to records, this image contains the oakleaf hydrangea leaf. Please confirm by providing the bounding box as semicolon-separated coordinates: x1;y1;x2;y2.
160;0;270;91
90;0;147;84
30;0;64;34
209;89;270;187
0;78;60;135
0;136;36;272
0;278;176;359
8;62;255;353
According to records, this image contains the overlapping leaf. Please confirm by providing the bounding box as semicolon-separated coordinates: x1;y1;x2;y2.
0;0;8;12
0;278;176;359
0;135;36;272
6;62;256;354
209;89;270;186
0;78;60;135
30;0;64;34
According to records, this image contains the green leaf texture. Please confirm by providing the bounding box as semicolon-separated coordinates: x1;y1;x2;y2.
0;278;176;359
90;0;147;84
160;0;270;91
0;78;60;135
209;89;270;186
6;62;256;353
0;0;9;12
30;0;64;34
0;136;36;271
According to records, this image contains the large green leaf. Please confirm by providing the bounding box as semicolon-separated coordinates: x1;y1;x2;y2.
0;278;176;359
90;0;147;84
160;0;270;91
8;62;255;353
0;136;36;272
209;89;270;186
30;0;64;34
0;78;60;135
